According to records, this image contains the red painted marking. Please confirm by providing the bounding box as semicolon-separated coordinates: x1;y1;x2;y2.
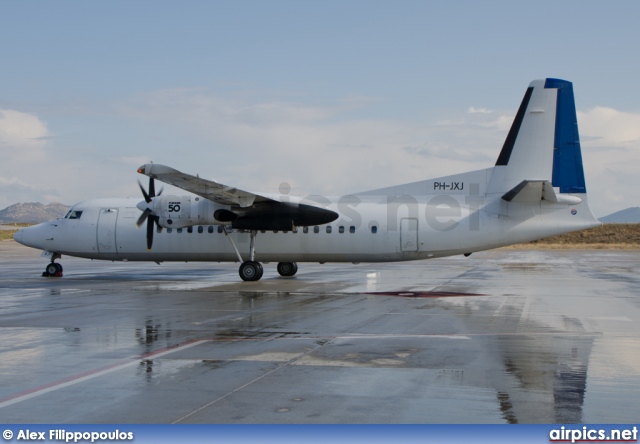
366;291;486;298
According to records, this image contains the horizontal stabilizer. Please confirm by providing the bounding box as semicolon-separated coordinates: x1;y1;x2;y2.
502;180;582;205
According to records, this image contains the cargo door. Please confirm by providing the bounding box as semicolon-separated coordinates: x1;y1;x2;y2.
400;218;418;252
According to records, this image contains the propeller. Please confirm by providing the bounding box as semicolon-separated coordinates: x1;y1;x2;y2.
136;177;163;250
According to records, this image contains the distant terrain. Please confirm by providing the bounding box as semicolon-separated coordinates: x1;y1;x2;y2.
0;202;68;224
599;207;640;223
511;223;640;249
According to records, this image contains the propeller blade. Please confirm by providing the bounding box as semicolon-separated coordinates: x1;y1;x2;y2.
146;216;154;250
149;177;156;198
136;208;151;228
138;181;151;203
138;176;160;249
151;215;163;233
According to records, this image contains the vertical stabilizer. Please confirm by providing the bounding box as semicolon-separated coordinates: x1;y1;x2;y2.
488;78;587;196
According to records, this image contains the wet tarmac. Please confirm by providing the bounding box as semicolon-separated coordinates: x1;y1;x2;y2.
0;241;639;424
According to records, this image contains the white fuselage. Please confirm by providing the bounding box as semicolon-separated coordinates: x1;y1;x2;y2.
15;168;599;265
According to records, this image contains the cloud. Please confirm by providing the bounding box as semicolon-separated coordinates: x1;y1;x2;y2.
2;92;639;219
578;107;640;216
0;109;51;153
578;107;640;146
0;110;58;207
118;89;508;197
467;106;492;114
117;92;640;216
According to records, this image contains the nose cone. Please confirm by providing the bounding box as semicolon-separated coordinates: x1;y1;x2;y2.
12;223;52;250
13;228;24;245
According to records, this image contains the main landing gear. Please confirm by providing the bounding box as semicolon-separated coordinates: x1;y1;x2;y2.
277;261;298;277
238;260;298;281
43;261;63;277
223;228;298;281
239;260;263;281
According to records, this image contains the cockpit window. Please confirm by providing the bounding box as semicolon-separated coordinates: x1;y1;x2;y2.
65;210;83;219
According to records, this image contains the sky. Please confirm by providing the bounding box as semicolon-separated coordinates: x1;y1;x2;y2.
1;1;640;218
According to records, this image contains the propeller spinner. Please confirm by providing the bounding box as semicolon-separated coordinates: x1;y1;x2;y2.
136;177;163;250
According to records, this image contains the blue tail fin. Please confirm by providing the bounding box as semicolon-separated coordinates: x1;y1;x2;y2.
546;78;587;193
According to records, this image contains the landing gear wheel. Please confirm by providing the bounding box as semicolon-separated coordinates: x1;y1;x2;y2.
239;261;263;281
46;263;58;275
44;262;63;278
277;262;298;277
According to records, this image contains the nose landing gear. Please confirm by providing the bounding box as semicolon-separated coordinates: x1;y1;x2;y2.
43;262;63;277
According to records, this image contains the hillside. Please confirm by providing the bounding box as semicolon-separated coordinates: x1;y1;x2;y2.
0;202;69;224
599;207;640;223
513;223;640;249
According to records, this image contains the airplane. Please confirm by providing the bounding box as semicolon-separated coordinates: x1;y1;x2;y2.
14;78;600;281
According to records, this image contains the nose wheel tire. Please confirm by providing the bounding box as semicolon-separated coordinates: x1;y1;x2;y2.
239;261;263;281
277;262;298;277
43;262;63;277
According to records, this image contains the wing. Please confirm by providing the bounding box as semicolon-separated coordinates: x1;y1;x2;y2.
137;163;338;230
137;163;268;207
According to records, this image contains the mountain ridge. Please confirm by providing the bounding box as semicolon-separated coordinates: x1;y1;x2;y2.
0;202;69;224
599;207;640;223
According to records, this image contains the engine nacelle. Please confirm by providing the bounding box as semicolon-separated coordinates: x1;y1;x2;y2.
153;195;229;229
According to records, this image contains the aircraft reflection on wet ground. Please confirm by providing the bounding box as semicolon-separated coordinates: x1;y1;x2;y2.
0;241;639;423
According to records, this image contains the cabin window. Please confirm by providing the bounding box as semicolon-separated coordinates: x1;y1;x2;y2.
313;226;319;234
177;228;183;233
218;226;224;233
326;226;332;234
167;228;173;234
350;226;356;233
208;226;214;234
303;226;309;234
339;226;345;234
157;225;162;234
371;226;377;234
198;226;204;234
187;226;193;233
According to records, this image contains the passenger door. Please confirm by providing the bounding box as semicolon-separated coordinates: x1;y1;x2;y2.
97;208;118;254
